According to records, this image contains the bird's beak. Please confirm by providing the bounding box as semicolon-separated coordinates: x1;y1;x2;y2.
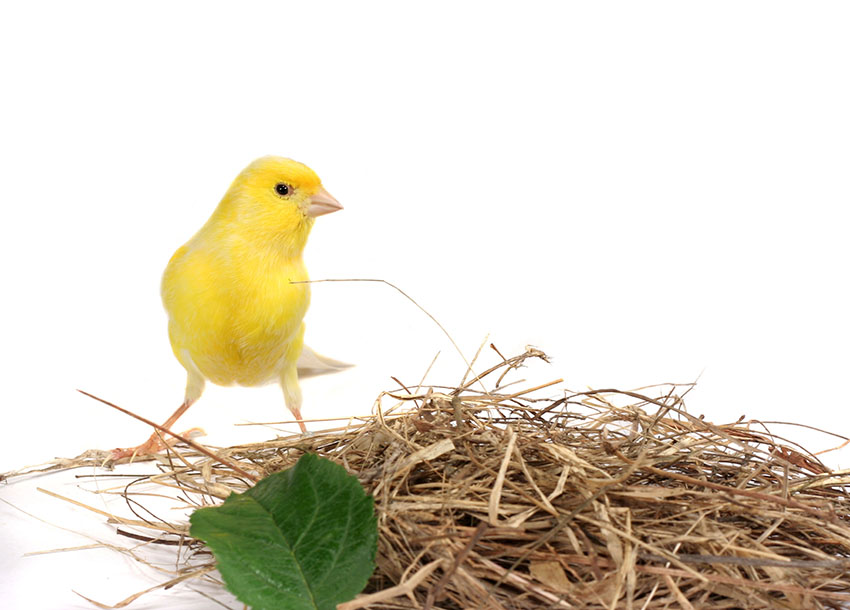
307;187;343;217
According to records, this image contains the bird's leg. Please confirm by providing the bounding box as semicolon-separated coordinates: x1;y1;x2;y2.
111;364;207;460
111;398;199;461
289;404;309;434
280;363;308;434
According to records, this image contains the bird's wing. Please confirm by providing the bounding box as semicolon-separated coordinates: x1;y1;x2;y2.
297;344;354;379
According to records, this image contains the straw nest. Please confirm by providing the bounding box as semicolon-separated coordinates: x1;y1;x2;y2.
18;348;850;609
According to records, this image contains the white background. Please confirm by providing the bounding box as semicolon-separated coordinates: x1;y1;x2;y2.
2;2;849;608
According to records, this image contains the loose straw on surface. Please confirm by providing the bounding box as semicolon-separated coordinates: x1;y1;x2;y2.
12;347;850;609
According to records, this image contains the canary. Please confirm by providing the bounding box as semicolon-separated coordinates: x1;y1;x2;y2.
113;156;345;459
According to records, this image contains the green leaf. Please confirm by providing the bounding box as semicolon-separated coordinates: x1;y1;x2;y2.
189;453;377;610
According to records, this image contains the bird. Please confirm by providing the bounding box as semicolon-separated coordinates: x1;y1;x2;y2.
112;156;347;459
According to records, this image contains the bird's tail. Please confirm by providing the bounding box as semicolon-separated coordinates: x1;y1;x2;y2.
297;344;355;379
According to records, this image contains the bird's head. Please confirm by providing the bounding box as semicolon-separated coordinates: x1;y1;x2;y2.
219;156;342;254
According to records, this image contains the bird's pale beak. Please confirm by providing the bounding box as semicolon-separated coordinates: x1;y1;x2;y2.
307;187;343;217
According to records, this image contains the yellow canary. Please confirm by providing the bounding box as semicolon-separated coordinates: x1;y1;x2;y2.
114;156;345;459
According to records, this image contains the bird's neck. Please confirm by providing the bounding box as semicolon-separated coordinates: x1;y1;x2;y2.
259;219;311;257
207;201;314;261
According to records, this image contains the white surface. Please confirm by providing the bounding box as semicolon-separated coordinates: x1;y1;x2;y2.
2;2;849;608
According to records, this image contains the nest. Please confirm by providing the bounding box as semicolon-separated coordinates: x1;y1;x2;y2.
19;348;850;609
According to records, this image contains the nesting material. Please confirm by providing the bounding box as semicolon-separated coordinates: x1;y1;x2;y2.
19;348;850;609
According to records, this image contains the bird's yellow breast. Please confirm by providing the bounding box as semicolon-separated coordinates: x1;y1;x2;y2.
161;235;310;387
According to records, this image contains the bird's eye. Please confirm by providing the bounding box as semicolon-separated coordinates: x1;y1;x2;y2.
274;183;290;196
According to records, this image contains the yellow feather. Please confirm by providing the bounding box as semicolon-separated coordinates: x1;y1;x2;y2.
113;156;343;457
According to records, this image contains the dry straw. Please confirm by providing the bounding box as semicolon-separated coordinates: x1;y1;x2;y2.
10;347;850;609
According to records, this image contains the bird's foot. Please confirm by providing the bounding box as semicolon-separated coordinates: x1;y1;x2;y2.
111;427;205;462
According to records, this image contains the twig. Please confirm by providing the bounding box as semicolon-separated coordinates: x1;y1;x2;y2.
291;278;485;392
77;390;259;483
336;560;444;610
424;522;488;609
